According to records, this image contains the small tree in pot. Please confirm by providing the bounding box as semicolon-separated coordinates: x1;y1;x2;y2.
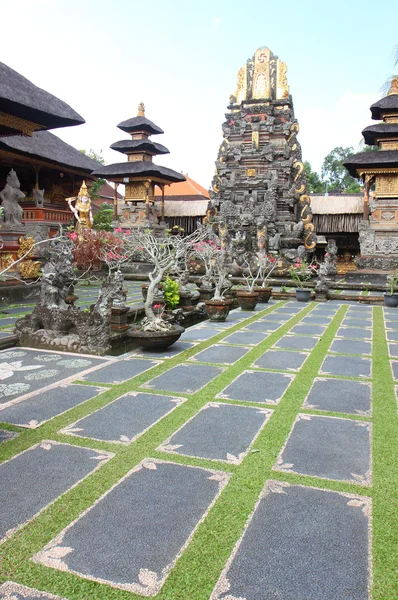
235;257;262;310
289;259;317;302
384;272;398;307
125;227;208;348
253;253;278;303
204;247;233;321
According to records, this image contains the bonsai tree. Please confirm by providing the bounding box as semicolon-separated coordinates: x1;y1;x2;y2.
191;239;220;289
123;227;208;330
257;252;278;287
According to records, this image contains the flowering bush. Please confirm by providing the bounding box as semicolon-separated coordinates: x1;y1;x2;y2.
289;259;318;288
68;229;124;272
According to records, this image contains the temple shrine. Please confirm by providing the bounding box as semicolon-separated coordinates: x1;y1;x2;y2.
209;47;316;258
344;77;398;269
93;104;185;229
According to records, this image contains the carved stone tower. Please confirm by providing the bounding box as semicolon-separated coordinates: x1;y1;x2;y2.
209;47;316;257
344;78;398;269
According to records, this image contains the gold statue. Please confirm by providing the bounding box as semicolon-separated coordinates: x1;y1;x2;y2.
66;181;93;236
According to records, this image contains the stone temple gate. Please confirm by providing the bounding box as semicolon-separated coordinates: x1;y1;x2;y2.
209;47;317;258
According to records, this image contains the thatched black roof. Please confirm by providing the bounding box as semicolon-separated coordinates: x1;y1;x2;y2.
93;161;185;183
117;116;164;135
0;62;85;134
344;150;398;177
0;130;100;173
370;94;398;120
110;139;169;155
362;123;398;145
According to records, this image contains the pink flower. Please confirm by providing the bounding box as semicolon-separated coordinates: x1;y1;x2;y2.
114;227;122;233
125;230;131;235
67;232;78;241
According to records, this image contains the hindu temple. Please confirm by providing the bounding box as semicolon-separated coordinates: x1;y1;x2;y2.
344;77;398;269
93;104;185;230
208;47;316;260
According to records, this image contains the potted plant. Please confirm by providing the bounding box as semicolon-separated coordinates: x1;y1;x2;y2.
235;258;262;310
253;253;278;303
203;248;233;321
191;240;220;300
384;272;398;307
125;227;208;349
289;259;317;302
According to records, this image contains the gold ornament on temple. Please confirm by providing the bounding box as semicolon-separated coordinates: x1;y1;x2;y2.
66;180;93;235
17;236;35;259
19;259;41;280
138;102;145;116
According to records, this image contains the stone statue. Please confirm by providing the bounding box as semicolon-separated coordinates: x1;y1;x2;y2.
32;188;45;207
111;269;127;308
0;169;25;228
218;219;229;250
66;181;93;236
268;223;281;251
256;218;267;251
40;238;76;309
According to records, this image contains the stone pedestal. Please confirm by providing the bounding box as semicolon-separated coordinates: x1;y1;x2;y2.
110;306;130;332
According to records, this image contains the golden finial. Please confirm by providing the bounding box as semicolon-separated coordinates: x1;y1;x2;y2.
138;102;145;117
78;180;89;198
388;77;398;96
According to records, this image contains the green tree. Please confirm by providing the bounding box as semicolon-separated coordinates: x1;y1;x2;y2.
321;146;361;193
92;203;114;232
80;148;106;201
304;161;326;193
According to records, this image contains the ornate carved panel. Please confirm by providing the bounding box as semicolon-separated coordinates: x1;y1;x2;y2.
125;183;146;200
375;174;398;198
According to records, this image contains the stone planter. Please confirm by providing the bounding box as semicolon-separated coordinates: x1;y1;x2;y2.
178;291;194;308
384;293;398;308
127;325;185;350
198;287;215;301
295;288;311;302
253;286;272;303
236;290;259;311
204;298;233;321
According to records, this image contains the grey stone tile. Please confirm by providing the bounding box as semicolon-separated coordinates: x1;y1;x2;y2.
386;330;398;342
1;307;33;315
82;358;159;384
274;335;319;351
385;321;398;331
217;370;294;405
320;355;371;378
0;317;17;327
257;312;289;322
189;344;250;365
127;341;195;359
144;363;223;394
158;402;272;463
329;339;372;356
0;582;67;599
245;320;282;332
33;460;229;595
211;481;370;600
300;316;332;326
181;327;223;341
274;414;371;485
337;327;372;340
0;349;110;405
253;349;309;372
0;441;112;544
221;330;268;346
0;331;16;339
60;392;185;444
289;324;326;336
389;343;398;358
391;361;398;380
0;428;18;443
304;378;372;416
342;317;372;327
346;306;373;315
0;384;106;428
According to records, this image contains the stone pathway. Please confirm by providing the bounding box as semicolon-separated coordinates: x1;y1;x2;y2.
0;299;394;599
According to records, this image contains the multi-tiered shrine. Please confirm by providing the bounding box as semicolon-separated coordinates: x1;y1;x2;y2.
344;78;398;269
93;104;185;230
209;47;316;258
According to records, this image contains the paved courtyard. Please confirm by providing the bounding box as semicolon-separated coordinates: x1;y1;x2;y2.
0;296;397;599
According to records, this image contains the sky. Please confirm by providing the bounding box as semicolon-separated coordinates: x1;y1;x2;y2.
1;0;397;190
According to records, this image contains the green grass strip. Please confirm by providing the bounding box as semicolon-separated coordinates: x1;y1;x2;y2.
372;307;398;600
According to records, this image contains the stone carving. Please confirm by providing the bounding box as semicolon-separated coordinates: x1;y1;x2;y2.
381;211;395;221
358;222;376;255
32;188;45;207
210;48;316;259
256;218;267;251
0;169;26;229
375;237;398;255
15;237;126;354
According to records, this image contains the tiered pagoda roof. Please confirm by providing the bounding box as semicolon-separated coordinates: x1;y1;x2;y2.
93;103;184;185
0;62;85;137
344;77;398;178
